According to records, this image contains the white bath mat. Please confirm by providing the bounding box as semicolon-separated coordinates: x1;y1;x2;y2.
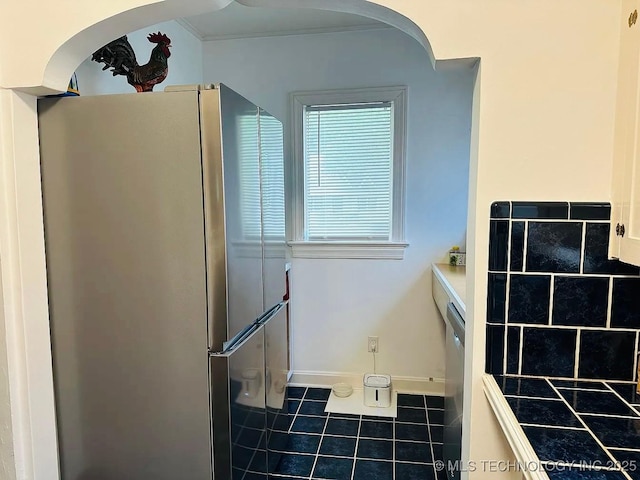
325;388;397;418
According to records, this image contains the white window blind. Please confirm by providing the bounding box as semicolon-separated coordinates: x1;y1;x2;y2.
290;86;407;259
303;102;393;240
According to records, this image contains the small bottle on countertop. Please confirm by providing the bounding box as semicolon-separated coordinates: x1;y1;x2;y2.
449;246;466;266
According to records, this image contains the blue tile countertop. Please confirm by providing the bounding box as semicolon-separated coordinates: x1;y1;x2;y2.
483;374;640;480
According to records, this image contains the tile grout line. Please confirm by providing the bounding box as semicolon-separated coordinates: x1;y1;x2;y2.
608;447;640;453
349;414;363;480
502;320;509;375
547;274;555;326
503;271;512;374
517;325;524;376
555;387;610;392
579;221;586;275
573;329;581;378
522;220;529;272
493;323;640;332
424;395;438;480
503;394;564;401
606;276;614;329
518;423;586;431
294;414;434;428
288;387;307;434
500;373;639;384
634;333;640;391
572;412;640;420
506;216;513;275
508;218;610;224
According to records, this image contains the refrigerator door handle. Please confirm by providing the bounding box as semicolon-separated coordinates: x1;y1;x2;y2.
215;322;259;354
256;301;286;326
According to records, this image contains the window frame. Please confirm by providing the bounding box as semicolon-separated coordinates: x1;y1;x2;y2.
289;86;409;259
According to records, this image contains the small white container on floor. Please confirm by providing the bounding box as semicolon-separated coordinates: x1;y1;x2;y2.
363;373;392;407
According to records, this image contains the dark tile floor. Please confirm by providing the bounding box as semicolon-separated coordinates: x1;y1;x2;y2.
272;387;446;480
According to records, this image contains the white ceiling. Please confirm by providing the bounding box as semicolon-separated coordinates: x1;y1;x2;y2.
179;3;388;41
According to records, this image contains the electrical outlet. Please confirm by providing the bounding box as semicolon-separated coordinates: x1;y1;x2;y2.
368;336;379;353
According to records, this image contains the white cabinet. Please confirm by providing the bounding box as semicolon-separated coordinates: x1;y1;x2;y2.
611;0;640;266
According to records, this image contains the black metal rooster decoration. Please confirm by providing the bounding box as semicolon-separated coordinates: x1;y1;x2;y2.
91;32;172;92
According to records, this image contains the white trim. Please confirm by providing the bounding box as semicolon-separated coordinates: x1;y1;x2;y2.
0;90;60;479
288;241;408;259
290;370;445;396
289;86;408;245
482;374;550;480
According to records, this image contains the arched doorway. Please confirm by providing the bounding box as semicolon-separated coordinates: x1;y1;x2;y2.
0;2;452;479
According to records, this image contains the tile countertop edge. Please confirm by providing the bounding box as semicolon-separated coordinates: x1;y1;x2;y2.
482;374;550;480
432;263;466;317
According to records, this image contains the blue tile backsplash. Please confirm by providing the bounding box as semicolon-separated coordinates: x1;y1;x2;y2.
552;276;609;327
611;278;640;328
509;221;526;271
508;274;551;324
488;220;509;271
526;222;583;273
486;201;640;381
487;273;507;324
512;201;569;220
520;327;577;377
578;330;636;381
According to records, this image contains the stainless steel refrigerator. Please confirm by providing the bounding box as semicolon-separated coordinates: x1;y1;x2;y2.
37;84;290;480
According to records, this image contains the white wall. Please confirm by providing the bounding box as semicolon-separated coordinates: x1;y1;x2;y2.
201;28;474;386
75;20;203;96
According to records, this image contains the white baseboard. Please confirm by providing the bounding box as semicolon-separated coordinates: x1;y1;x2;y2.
289;370;445;396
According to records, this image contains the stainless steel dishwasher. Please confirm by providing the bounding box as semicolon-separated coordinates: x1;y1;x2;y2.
444;302;465;480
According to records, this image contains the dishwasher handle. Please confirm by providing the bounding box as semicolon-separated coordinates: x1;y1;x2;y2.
446;303;465;346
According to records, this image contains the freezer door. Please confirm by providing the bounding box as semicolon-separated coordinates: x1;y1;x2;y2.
38;91;211;480
211;326;267;480
262;303;291;474
217;84;265;343
258;107;287;310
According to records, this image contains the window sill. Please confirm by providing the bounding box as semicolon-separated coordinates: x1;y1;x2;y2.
287;241;408;260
